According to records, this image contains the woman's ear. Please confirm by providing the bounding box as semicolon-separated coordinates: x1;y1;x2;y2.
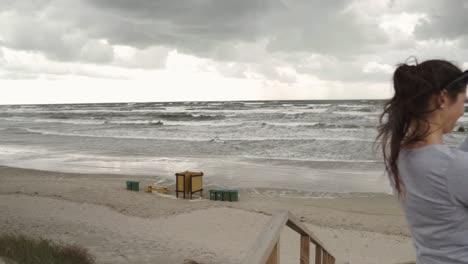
438;89;449;109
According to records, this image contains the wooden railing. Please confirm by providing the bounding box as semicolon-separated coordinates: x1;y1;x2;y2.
242;210;336;264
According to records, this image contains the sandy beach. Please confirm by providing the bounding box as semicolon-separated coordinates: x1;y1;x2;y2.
0;165;415;264
1;0;466;262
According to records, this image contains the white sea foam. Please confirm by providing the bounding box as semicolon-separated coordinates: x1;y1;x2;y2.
24;128;374;142
333;111;381;116
337;104;371;108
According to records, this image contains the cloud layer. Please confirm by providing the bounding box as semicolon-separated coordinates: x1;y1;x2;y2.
1;0;468;89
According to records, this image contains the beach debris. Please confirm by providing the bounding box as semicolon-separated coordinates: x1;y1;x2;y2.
183;260;201;264
150;120;163;126
458;126;465;132
146;185;169;194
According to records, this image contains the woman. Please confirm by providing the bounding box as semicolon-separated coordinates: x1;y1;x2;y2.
377;59;468;263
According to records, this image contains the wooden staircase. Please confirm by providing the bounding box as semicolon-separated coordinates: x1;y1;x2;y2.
242;210;336;264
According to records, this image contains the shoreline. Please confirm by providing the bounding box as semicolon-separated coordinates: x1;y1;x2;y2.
0;163;392;199
0;165;415;263
0;148;392;194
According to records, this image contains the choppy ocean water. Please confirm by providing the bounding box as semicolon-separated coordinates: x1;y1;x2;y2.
0;100;466;196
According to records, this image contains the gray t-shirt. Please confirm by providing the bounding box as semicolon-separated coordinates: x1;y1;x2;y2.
398;140;468;264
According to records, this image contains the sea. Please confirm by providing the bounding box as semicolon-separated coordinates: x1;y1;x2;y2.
1;100;467;197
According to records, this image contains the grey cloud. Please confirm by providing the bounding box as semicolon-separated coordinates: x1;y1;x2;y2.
86;0;280;44
0;57;129;80
80;40;114;63
81;0;387;58
389;0;468;44
0;14;85;61
265;1;388;56
0;1;116;63
78;0;391;84
214;62;248;79
294;55;392;83
1;0;389;63
0;72;38;80
254;64;297;84
113;46;169;69
0;0;447;84
0;11;117;64
413;0;468;41
71;68;129;80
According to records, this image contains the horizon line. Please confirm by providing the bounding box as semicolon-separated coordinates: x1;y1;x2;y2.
0;98;389;106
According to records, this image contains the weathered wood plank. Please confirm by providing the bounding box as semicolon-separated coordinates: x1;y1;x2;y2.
315;246;322;264
242;210;336;264
242;210;288;264
286;212;332;254
300;235;309;264
266;240;280;264
324;251;334;264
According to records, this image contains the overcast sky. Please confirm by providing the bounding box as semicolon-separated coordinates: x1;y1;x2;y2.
1;0;467;104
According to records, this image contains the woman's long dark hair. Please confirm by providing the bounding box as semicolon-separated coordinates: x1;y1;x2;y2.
376;59;466;195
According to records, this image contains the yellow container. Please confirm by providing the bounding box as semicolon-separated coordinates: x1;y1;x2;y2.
154;186;169;194
146;186;153;193
175;171;204;199
176;174;190;195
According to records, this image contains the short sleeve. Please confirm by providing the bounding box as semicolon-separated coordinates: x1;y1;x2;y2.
459;136;468;152
447;151;468;207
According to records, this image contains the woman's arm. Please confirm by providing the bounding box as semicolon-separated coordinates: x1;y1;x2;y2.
448;152;468;206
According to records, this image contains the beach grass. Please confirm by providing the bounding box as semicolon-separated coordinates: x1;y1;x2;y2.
0;234;95;264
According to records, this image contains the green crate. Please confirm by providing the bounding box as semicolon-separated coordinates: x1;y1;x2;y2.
222;191;230;201
228;190;239;202
131;181;140;191
209;190;217;200
216;190;224;201
126;181;132;190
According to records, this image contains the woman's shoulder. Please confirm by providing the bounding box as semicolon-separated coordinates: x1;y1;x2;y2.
401;144;455;159
447;146;468;168
400;144;466;170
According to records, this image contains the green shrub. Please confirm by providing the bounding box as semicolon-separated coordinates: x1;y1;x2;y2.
0;234;94;264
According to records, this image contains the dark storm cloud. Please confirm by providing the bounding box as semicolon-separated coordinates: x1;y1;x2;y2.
0;0;388;62
390;0;468;44
0;0;435;82
413;0;468;42
82;0;388;58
